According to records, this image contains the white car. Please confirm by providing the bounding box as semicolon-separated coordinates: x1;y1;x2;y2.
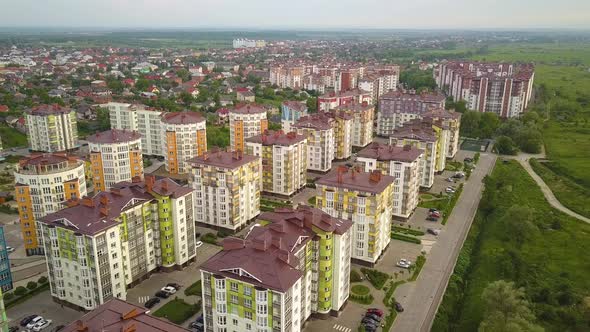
6;246;15;253
33;319;52;331
196;241;203;248
396;259;412;269
27;316;44;329
161;286;177;294
445;187;456;193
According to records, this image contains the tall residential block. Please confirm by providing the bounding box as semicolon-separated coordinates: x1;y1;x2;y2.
87;129;144;192
229;104;268;152
104;102;164;156
161;112;207;175
334;102;374;148
358;70;399;101
423;108;462;158
357;143;423;218
316;168;394;265
377;90;446;136
281;101;308;133
246;131;307;197
200;205;353;332
0;227;13;292
189;150;261;231
38;177;195;310
293;114;335;172
318;89;372;112
0;289;6;332
25;104;78;152
14;153;87;255
328;111;353;160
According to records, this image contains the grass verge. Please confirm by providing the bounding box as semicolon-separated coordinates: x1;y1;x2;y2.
153;298;200;324
184;280;202;297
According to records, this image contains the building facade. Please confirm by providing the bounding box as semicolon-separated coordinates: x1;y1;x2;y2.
105;102;164;156
87;129;144;192
358;70;399;101
245;131;307;197
270;66;304;89
189;151;261;231
25;104;78;152
281;101;308;133
318;89;372;112
0;227;12;292
357;143;423;218
14;153;87;256
333;103;374;148
328;111;353;160
161;112;207;175
229;104;268;152
38;177;195;310
0;289;6;332
316;168;394;265
423;108;462;158
376;90;446;136
200;205;353;332
293;114;335;173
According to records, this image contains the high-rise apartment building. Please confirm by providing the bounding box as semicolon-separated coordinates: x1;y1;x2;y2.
318;89;372;112
161;112;207;175
357;143;423;218
316;168;394;265
189;150;261;231
434;61;535;118
245;131;307;197
281;101;308;133
328;111;353;160
0;289;6;332
358;70;399;101
87;129;144;192
333;103;374;148
293;114;335;172
422;108;462;158
38;177;195;310
377;90;446;136
14;153;87;256
200;205;353;332
229;104;268;152
270;66;304;89
25;104;78;152
0;227;13;292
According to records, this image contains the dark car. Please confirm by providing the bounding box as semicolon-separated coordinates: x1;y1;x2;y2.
363;321;378;330
395;301;404;312
365;313;382;322
428;208;438;213
195;315;204;323
20;315;39;327
464;157;474;163
155;290;170;299
145;297;161;308
51;326;66;332
366;308;384;317
166;283;182;290
189;321;204;330
426;216;438;222
362;316;380;326
9;326;19;332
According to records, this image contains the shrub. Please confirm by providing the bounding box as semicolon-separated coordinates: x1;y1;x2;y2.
351;284;370;296
201;233;218;245
26;281;37;290
350;269;362;283
38;276;48;284
3;292;14;301
409;255;426;281
349;293;374;305
217;229;232;238
184;280;202;296
360;268;390;290
392;226;425;236
14;286;27;296
391;232;422;244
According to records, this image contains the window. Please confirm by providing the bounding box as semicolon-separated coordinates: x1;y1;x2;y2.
245;311;252;320
244;299;252;308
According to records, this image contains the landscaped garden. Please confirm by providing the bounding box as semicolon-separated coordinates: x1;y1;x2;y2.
153;298;200;324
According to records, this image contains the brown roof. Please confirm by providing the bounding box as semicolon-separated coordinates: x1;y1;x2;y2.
316;168;394;194
201;206;351;292
282;101;307;112
380;90;445;103
246;130;306;146
293;113;334;130
188;150;259;169
230;103;266;114
25;104;73;115
390;119;437;142
17;153;80;168
161;111;205;124
357;142;423;162
87;129;141;144
422;107;461;120
114;176;194;199
334;102;374;112
60;298;190;332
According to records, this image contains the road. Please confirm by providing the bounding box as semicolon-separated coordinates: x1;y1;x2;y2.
392;152;497;332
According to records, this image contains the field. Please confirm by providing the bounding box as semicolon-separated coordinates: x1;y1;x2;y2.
0;124;27;148
432;160;590;332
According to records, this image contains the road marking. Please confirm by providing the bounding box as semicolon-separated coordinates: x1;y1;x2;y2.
333;324;350;332
139;296;150;303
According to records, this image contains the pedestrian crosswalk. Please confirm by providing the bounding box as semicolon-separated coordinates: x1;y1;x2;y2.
333;323;351;332
138;296;150;303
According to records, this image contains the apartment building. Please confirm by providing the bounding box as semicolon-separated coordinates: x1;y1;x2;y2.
357;143;423;218
189;150;261;231
434;61;535;118
200;205;353;332
358;70;399;101
25;104;78;152
281;101;308;132
14;153;87;256
293;114;335;172
316;168;394;265
87;129;144;192
161;112;207;175
328;111;353;160
245;131;307;197
376;90;446;136
38;177;195;310
270;66;304;89
423;108;462;158
333;102;374;148
318;89;372;112
233;39;266;48
105;102;164;156
0;227;13;292
389;118;449;188
229;104;268;152
0;289;6;332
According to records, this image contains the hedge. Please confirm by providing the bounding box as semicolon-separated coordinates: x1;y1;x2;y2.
4;282;50;309
349;293;374;305
350;269;362;283
409;255;426;281
201;233;218;245
391;232;422;244
442;184;463;225
392;226;425;236
360;268;390;290
184;280;202;297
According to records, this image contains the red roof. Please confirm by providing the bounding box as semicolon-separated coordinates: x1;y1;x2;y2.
0;105;8;112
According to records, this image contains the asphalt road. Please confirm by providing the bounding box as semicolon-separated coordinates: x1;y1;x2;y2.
392;152;497;332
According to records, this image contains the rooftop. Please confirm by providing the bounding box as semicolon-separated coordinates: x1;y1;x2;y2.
316;167;394;194
87;129;142;144
230;103;266;114
379;90;446;103
25;104;73;116
188;150;259;169
357;142;424;162
246;130;306;146
423;107;461;120
390;119;437;142
282;100;308;112
161;111;205;125
293;113;334;130
333;102;374;112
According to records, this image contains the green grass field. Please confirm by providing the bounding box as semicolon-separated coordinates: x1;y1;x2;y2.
0;124;27;148
153;298;200;324
433;160;590;332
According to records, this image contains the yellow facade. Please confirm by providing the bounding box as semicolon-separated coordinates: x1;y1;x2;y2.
166;131;179;174
15;185;37;250
197;129;207;156
90;152;106;192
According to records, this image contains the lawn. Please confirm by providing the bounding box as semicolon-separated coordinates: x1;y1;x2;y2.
0;124;27;148
184;280;202;297
433;160;590;332
351;284;370;296
153;298;200;324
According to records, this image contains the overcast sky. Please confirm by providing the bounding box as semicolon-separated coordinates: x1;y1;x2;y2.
2;0;589;29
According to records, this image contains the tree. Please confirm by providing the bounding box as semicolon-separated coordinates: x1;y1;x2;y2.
26;281;38;290
479;112;500;138
460;111;482;138
176;69;191;82
500;206;538;244
96;108;111;131
306;97;318;113
179;91;194;106
135;78;150;91
479;280;544;332
495;136;518;155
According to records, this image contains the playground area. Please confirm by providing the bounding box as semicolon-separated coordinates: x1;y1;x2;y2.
460;138;490;152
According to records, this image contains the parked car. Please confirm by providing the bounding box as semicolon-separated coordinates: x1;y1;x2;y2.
366;308;384;317
362;316;380;326
145;297;161;308
6;246;15;253
365;313;382;322
427;228;441;236
453;172;465;178
161;286;177;294
155;290;170;299
166;283;182;290
26;316;44;329
426;216;439;222
428;208;438;213
394;301;404;312
446;177;455;182
445;187;456;194
464;157;474;163
33;319;52;331
189;321;204;330
20;315;39;327
196;241;203;248
396;259;411;269
429;211;441;218
362;320;378;330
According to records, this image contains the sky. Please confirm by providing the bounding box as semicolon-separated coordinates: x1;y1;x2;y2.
2;0;590;30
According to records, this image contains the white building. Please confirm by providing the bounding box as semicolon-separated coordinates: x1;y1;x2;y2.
25;104;78;152
233;39;266;48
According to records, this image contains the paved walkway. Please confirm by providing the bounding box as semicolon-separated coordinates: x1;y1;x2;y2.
392;152;497;332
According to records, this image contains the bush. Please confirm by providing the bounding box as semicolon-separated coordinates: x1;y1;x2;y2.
217;229;232;238
392;226;425;236
184;280;202;296
201;232;218;245
391;232;422;244
360;268;390;290
38;276;48;284
350;269;362;283
494;135;518;155
3;292;14;301
349;293;374;305
26;281;38;290
14;286;27;296
409;255;426;281
351;284;370;296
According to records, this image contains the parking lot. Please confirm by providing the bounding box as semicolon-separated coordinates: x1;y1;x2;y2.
7;290;84;330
